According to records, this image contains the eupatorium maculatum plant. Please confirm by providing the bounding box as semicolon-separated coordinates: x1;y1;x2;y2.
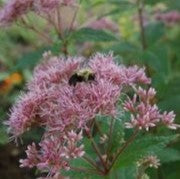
6;52;179;178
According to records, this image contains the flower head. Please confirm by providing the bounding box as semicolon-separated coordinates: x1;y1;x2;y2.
137;155;160;169
161;111;180;130
0;0;33;25
155;10;180;25
6;52;177;177
124;87;179;131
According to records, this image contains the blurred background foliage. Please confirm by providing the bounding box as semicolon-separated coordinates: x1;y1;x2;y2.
0;0;180;178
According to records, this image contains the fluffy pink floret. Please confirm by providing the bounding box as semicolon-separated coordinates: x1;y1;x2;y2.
34;0;60;12
124;87;179;131
0;0;33;25
28;54;82;90
0;0;76;25
89;53;151;86
34;0;76;13
20;131;83;177
6;92;47;137
19;142;39;168
161;111;180;130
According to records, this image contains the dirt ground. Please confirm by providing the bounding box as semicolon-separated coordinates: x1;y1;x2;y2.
0;143;35;179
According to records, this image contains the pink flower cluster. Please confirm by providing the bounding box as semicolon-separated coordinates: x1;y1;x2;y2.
0;0;76;25
137;155;160;169
155;10;180;25
20;131;84;176
6;52;178;177
34;0;76;13
0;0;33;25
7;53;151;138
124;87;179;130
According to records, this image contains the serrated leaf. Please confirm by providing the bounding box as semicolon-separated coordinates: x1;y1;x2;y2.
0;127;9;145
70;28;118;42
157;148;180;163
141;45;170;78
113;135;178;169
62;158;98;178
158;95;180;114
110;165;137;179
145;23;165;45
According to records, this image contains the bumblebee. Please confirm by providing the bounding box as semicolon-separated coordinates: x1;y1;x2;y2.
69;68;95;86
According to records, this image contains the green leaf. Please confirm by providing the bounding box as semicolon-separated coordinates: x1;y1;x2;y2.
110;118;125;154
70;28;118;42
158;95;180;114
145;23;165;46
0;127;9;145
110;165;137;179
62;158;100;178
144;0;168;5
141;45;170;79
113;135;178;169
157;148;180;163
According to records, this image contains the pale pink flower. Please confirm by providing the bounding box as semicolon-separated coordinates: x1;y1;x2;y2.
88;17;119;32
28;54;82;91
0;0;33;25
63;131;85;159
125;104;161;131
6;92;47;137
155;10;180;25
19;142;39;168
136;87;156;104
34;0;76;13
89;53;151;86
124;88;160;130
119;65;151;85
34;0;60;12
137;155;160;169
161;111;180;130
20;131;83;177
124;87;179;131
0;0;77;25
36;136;70;175
123;95;137;113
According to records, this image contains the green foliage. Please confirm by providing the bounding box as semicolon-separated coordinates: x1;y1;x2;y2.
157;148;180;163
0;127;8;145
70;28;118;42
145;23;165;46
113;135;178;169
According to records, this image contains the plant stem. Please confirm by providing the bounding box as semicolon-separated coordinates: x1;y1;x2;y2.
56;7;63;39
19;18;53;44
89;134;108;173
83;155;102;172
106;118;115;161
68;0;83;33
109;128;139;170
137;0;147;50
94;120;103;136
